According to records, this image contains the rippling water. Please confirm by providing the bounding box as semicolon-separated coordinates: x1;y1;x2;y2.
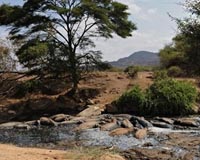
0;125;199;151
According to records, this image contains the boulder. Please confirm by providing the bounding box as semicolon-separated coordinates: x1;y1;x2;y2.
75;119;99;131
25;120;38;125
113;114;132;120
109;128;134;136
14;124;31;130
0;122;23;129
174;118;199;127
135;128;148;139
58;120;79;125
154;117;174;124
121;119;133;128
77;104;105;117
130;116;153;128
50;114;70;122
151;121;172;128
40;117;57;126
100;119;118;131
75;120;98;131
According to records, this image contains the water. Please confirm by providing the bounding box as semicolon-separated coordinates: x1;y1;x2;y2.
0;125;77;148
0;125;199;152
0;125;158;150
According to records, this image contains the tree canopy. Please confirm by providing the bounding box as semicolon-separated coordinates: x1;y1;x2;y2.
0;0;136;92
159;0;200;75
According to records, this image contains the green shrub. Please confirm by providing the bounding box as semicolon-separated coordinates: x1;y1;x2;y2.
146;79;198;116
15;80;42;97
116;85;146;113
95;62;113;71
124;66;139;78
115;79;198;116
167;66;183;77
153;70;168;81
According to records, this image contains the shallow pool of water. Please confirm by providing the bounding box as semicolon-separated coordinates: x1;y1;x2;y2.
0;125;199;151
0;125;158;150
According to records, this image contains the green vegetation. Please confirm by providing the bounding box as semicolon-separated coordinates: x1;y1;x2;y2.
15;80;42;97
95;62;113;71
167;66;183;77
116;85;146;113
159;0;200;76
116;78;198;116
0;0;136;94
124;66;140;78
146;79;198;116
153;70;168;81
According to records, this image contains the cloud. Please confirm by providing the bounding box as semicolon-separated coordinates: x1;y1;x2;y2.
116;0;158;21
147;8;157;14
116;0;141;14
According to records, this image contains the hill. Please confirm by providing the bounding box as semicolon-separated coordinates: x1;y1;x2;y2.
109;51;160;68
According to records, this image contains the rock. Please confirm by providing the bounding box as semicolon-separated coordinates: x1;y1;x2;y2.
0;122;23;129
113;114;132;120
99;153;125;160
7;110;16;115
77;104;105;117
174;118;199;127
121;119;133;128
100;119;118;131
14;124;31;130
50;114;70;122
130;116;153;128
109;128;134;136
40;117;57;126
151;121;172;128
25;120;38;125
75;120;98;131
135;128;148;139
58;120;79;125
117;76;124;79
86;99;95;105
155;117;174;124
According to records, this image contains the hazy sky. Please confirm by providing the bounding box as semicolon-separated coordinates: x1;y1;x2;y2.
0;0;187;61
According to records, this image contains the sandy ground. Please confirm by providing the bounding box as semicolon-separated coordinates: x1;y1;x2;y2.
0;144;125;160
0;144;66;160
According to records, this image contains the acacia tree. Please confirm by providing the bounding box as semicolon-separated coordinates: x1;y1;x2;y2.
0;0;136;93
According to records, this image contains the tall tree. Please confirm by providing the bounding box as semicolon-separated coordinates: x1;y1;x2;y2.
160;0;200;75
0;0;136;93
175;0;200;74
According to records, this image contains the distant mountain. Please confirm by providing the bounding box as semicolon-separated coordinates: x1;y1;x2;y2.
109;51;160;68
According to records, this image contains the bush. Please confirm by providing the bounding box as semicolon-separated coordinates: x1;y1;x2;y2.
147;79;198;116
115;79;198;116
167;66;183;77
116;85;146;113
124;66;139;78
95;62;113;71
153;70;168;81
15;80;42;97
